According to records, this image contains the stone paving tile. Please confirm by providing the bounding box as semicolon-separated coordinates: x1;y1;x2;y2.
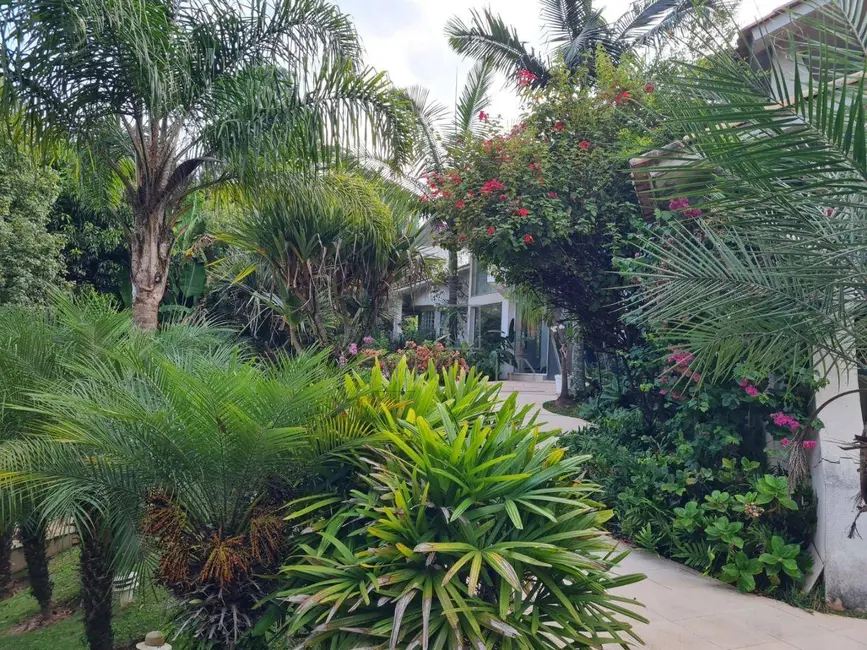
506;381;867;650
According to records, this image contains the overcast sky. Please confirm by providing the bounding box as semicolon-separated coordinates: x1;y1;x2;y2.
339;0;786;122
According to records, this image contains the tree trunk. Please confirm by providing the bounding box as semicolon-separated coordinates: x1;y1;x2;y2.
20;518;52;615
0;523;12;599
80;529;114;650
446;247;459;344
572;327;586;398
552;322;575;409
129;209;172;330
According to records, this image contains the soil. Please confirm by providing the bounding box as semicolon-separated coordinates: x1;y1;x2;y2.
7;598;79;634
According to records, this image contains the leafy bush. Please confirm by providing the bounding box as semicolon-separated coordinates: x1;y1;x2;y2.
565;410;815;594
355;339;470;375
264;361;647;649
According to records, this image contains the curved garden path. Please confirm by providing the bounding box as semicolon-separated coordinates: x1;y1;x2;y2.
500;379;867;649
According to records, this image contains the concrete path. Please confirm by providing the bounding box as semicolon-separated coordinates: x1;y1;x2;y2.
500;380;867;649
497;380;589;432
612;544;867;649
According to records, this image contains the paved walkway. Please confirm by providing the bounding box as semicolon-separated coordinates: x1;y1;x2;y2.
612;544;867;649
497;380;589;432
501;380;867;649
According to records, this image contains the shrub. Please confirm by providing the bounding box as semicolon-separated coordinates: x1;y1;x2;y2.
565;411;815;594
264;361;647;649
355;340;470;375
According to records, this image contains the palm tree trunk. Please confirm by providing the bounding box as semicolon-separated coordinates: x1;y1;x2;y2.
572;327;586;398
551;321;574;409
20;517;52;615
0;523;12;599
129;210;172;330
447;247;459;343
80;529;114;650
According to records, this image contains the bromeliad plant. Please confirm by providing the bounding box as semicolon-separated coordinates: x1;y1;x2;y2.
267;363;647;649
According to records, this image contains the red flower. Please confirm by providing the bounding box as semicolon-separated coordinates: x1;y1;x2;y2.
524;234;534;244
614;90;631;104
486;226;495;235
498;194;507;201
456;200;465;209
458;235;467;243
480;179;505;195
547;191;558;198
578;140;591;151
553;121;565;132
517;70;538;86
419;194;430;202
479;110;489;122
645;84;655;93
515;207;529;217
441;190;451;198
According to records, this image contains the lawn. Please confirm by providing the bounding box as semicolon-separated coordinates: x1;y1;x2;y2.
0;547;173;649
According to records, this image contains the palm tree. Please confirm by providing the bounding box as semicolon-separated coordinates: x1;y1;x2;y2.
1;0;413;330
406;61;495;343
627;0;867;499
446;0;721;87
0;300;373;649
0;307;64;616
629;0;867;382
221;171;426;350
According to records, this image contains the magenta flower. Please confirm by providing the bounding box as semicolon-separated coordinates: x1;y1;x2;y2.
781;438;790;447
770;411;800;431
803;440;817;449
348;343;358;356
363;336;375;345
744;384;759;397
669;197;690;211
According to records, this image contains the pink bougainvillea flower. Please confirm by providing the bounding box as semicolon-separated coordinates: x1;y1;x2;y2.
578;140;591;151
645;83;655;93
547;191;558;198
683;208;703;218
659;389;669;396
803;440;817;449
553;121;565;132
771;411;800;431
781;438;791;447
441;190;451;198
486;226;496;235
498;194;507;201
479;110;489;122
668;197;690;211
456;200;465;209
524;234;534;244
744;384;759;397
515;207;529;217
614;90;631;104
419;194;430;203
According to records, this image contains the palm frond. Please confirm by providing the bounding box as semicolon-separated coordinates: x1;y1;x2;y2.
450;59;497;145
445;8;549;86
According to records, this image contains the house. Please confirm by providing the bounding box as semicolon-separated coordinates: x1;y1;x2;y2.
391;233;561;380
631;0;867;610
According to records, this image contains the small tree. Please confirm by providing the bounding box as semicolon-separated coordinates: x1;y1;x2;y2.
435;55;657;379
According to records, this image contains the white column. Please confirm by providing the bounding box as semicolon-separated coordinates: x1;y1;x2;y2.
810;356;867;610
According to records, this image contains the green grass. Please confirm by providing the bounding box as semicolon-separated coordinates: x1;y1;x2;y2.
0;547;173;649
542;399;583;419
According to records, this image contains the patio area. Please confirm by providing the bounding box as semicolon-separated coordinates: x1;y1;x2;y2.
504;379;867;649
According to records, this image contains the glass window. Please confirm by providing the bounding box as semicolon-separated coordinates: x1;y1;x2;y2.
472;260;495;296
473;303;502;346
418;311;435;339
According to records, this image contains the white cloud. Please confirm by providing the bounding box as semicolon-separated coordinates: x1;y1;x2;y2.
340;0;788;123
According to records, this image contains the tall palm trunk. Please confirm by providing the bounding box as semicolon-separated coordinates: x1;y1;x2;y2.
572;326;586;398
0;523;12;599
20;517;52;615
129;210;172;330
80;528;114;650
447;247;459;343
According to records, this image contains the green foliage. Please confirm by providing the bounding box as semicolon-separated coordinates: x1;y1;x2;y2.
433;54;660;351
627;0;867;380
0;137;65;305
268;361;647;649
565;407;815;595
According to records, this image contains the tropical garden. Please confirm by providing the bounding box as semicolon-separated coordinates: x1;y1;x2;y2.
0;0;865;648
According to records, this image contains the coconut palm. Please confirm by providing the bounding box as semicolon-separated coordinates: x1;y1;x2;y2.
406;60;495;343
445;0;723;87
0;0;413;330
